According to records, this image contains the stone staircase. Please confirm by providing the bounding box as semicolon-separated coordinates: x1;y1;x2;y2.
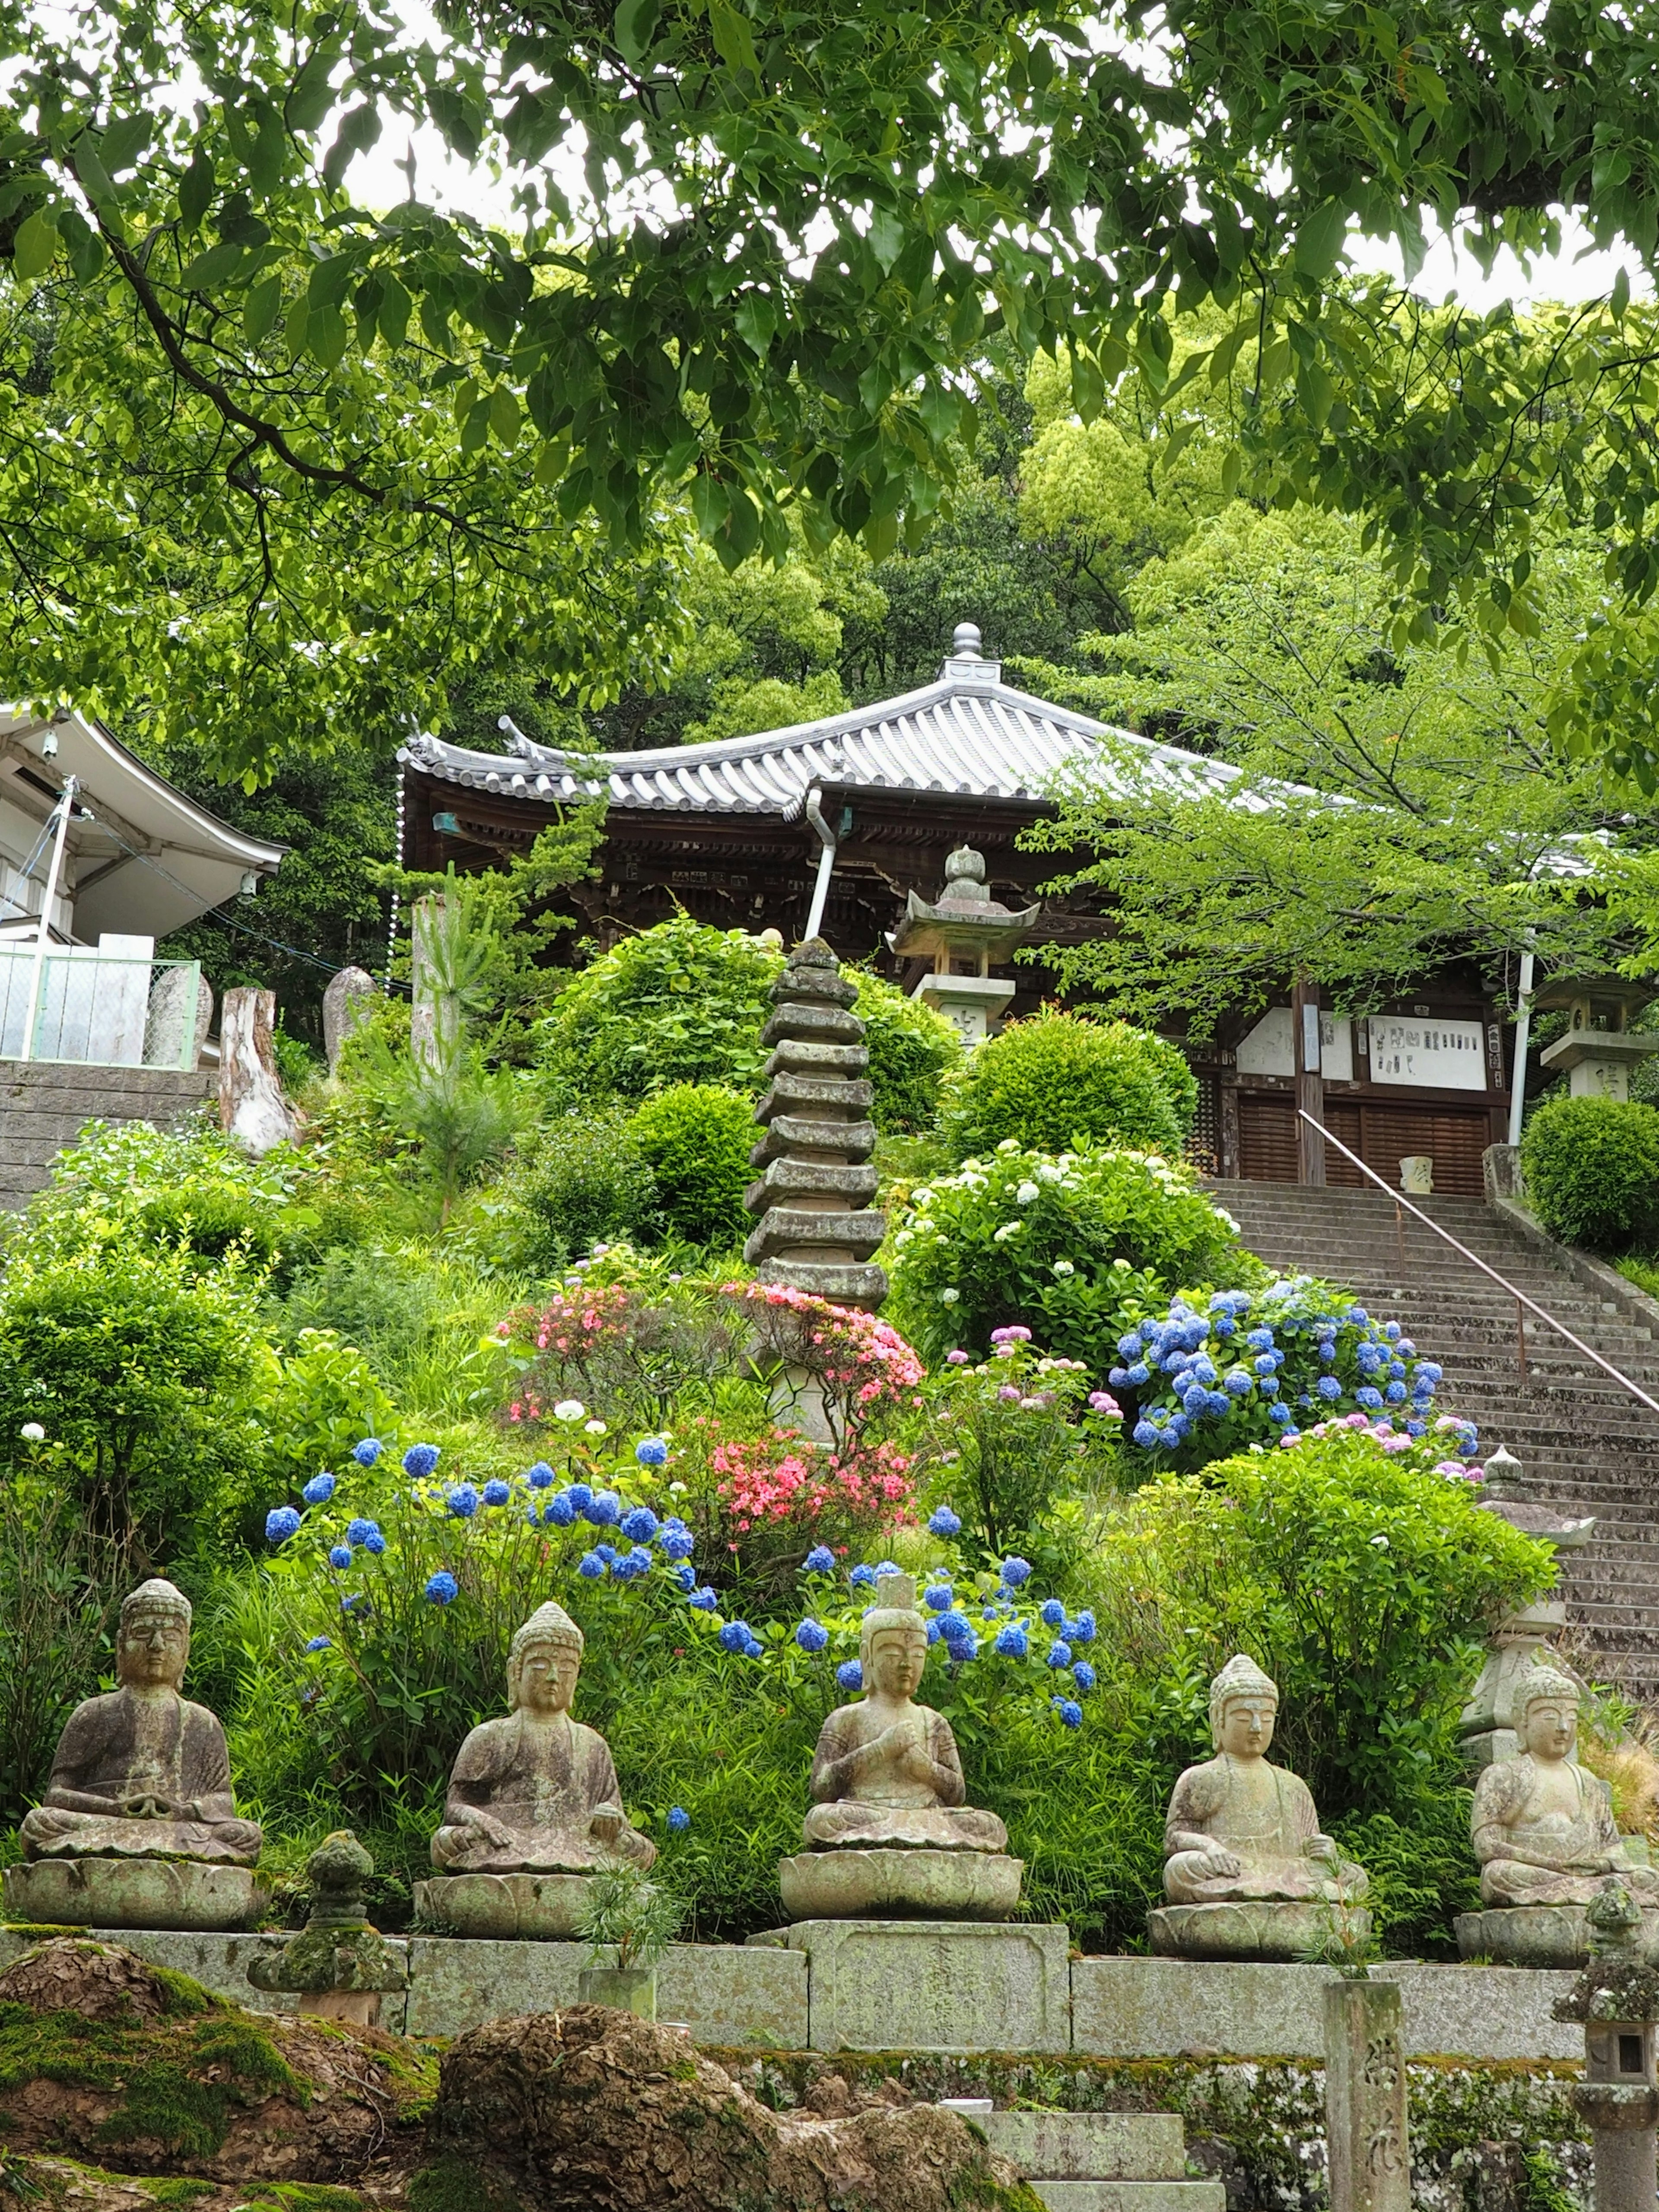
975;2110;1222;2212
1209;1180;1659;1703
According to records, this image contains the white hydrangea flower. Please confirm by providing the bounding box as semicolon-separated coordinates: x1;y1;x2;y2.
996;1138;1022;1154
1052;1260;1075;1277
993;1222;1022;1242
19;1421;46;1441
553;1399;586;1422
1036;1163;1062;1183
585;1418;608;1436
1015;1181;1040;1205
939;1287;960;1304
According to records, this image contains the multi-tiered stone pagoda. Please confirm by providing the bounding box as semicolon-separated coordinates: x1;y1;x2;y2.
744;941;887;1309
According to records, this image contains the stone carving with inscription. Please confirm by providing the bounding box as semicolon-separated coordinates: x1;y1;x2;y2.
1456;1662;1659;1967
2;1579;267;1932
416;1600;655;1940
777;1572;1022;1919
1148;1653;1370;1960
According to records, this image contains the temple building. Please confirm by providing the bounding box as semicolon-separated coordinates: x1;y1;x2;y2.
399;626;1510;1194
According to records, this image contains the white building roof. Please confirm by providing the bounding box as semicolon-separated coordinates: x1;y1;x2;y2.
0;708;285;942
399;626;1243;819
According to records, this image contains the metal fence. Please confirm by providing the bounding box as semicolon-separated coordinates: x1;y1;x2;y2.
0;947;205;1071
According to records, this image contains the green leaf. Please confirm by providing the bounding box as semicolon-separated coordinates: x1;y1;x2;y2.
1293;202;1348;280
307;302;348;371
690;472;731;539
614;0;662;65
733;290;777;356
243;277;282;345
100;117;152;175
11;211;58;282
178;149;216;232
706;0;759;75
1070;348;1104;423
72;135;117;208
714;487;761;569
1611;265;1631;321
869;208;905;274
488;385;522;446
324;103;381;191
179;241;247;292
286;49;339;135
378;275;412;348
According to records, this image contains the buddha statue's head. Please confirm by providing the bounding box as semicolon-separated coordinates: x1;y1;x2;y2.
118;1580;191;1692
859;1573;928;1701
507;1602;585;1717
1209;1653;1278;1759
1518;1661;1580;1764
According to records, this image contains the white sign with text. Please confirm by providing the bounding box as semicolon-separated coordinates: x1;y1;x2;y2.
1366;1016;1487;1091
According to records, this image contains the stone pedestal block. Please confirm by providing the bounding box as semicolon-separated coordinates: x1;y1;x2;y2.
3;1858;267;1932
415;1870;597;1939
778;1849;1022;1921
1147;1899;1370;1961
979;2113;1185;2180
775;1917;1070;2053
402;1936;808;2045
1457;1905;1659;1969
1324;1980;1411;2212
322;965;378;1071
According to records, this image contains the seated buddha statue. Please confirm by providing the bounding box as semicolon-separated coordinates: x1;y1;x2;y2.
21;1579;262;1866
1162;1654;1368;1907
803;1574;1007;1853
1472;1661;1659;1908
430;1601;655;1875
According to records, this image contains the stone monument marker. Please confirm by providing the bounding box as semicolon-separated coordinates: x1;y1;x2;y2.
1149;1653;1370;1959
4;1578;267;1931
417;1599;655;1939
322;965;378;1072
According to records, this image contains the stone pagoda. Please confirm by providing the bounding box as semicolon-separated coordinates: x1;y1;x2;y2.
744;940;886;1309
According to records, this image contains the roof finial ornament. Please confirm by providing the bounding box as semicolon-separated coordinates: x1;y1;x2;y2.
951;621;983;660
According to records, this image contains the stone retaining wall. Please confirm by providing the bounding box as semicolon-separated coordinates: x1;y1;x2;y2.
0;1059;215;1205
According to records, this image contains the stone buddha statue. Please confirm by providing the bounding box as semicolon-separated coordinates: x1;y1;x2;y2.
21;1579;262;1866
3;1579;267;1932
1471;1663;1659;1912
1149;1654;1369;1959
429;1601;655;1883
778;1573;1021;1918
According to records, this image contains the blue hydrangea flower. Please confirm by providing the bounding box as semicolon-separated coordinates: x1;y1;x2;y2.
1132;1420;1160;1449
1245;1327;1274;1351
1039;1598;1065;1630
993;1623;1028;1659
1269;1402;1294;1425
849;1564;877;1588
481;1479;510;1507
621;1506;659;1544
1224;1369;1252;1396
927;1505;962;1538
636;1437;670;1467
1406;1419;1427;1437
1316;1375;1343;1401
265;1506;301;1545
1047;1639;1073;1669
1259;1378;1280;1400
718;1619;756;1654
527;1461;555;1489
1109;1367;1131;1389
688;1586;718;1611
1355;1386;1384;1410
667;1806;690;1832
302;1473;336;1505
345;1518;375;1546
403;1443;440;1478
999;1557;1032;1588
545;1493;577;1526
803;1545;835;1574
1384;1381;1408;1404
674;1563;697;1591
596;1543;618;1564
363;1529;387;1556
1383;1321;1402;1341
924;1583;953;1612
942;1622;978;1660
447;1484;480;1518
328;1544;352;1570
1073;1660;1096;1691
742;1632;765;1658
304;1636;332;1653
586;1491;622;1527
578;1552;605;1579
663;1529;694;1561
567;1482;594;1512
1052;1697;1083;1729
352;1439;383;1468
795;1618;830;1653
626;1546;655;1577
1072;1609;1096;1643
423;1570;458;1605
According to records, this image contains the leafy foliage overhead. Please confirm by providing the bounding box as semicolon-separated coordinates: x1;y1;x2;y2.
6;0;1659;770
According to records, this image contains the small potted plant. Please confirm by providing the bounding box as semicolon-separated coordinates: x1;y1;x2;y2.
575;1862;682;2020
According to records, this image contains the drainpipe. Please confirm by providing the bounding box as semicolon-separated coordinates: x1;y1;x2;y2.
1507;944;1535;1149
20;775;77;1062
803;788;837;943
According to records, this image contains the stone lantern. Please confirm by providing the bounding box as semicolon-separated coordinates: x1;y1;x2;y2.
1535;978;1659;1102
887;846;1039;1047
1553;1879;1659;2212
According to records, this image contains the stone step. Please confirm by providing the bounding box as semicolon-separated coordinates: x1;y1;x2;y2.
979;2113;1185;2181
1032;2187;1225;2212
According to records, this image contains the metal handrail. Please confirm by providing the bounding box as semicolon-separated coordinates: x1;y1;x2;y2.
1297;1109;1659;1419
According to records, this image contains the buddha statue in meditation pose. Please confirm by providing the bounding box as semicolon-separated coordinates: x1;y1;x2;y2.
1471;1662;1659;1908
1161;1654;1369;1908
802;1574;1007;1853
429;1601;655;1875
21;1579;262;1866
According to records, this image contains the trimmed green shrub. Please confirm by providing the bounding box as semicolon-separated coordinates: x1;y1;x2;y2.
850;972;964;1132
500;1109;660;1268
944;1011;1196;1160
885;1140;1259;1373
628;1084;755;1248
1521;1092;1659;1250
540;916;782;1101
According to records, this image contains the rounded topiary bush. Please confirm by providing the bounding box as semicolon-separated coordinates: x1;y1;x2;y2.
628;1083;756;1248
1520;1093;1659;1251
505;1109;661;1268
850;972;964;1133
541;918;782;1102
944;1011;1196;1161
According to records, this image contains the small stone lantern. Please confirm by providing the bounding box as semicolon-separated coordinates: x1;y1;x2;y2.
248;1831;409;2028
886;847;1040;1047
1536;978;1659;1103
1553;1880;1659;2212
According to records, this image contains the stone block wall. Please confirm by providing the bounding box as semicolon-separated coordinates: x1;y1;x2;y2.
0;1059;216;1206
